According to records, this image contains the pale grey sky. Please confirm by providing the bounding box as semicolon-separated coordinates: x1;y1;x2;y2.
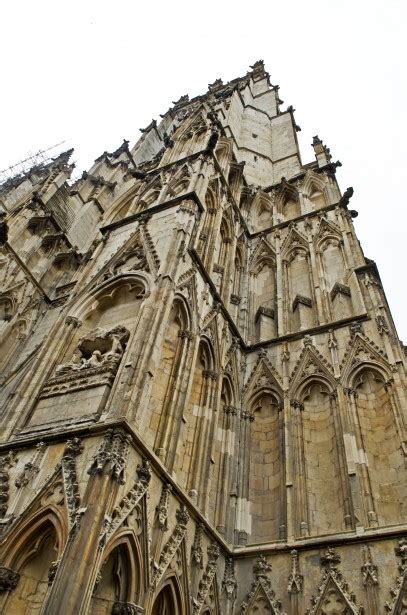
1;0;406;338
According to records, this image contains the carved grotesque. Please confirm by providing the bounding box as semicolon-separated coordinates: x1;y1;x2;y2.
0;566;20;592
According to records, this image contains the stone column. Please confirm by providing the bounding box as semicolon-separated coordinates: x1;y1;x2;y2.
215;404;238;535
328;392;354;530
43;430;150;615
344;388;378;527
290;400;309;537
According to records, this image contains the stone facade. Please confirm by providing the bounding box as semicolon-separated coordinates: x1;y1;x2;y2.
0;60;406;614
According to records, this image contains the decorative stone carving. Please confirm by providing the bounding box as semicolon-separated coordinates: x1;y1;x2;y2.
102;242;149;281
61;438;83;529
191;522;205;568
230;293;241;305
42;326;130;398
15;441;46;489
88;428;131;484
349;321;363;337
0;566;20;592
293;294;312;311
255;306;275;321
150;505;190;590
48;559;60;585
361;545;378;586
213;263;224;274
100;459;151;545
156;483;172;530
385;539;407;613
0;451;17;517
331;282;351;301
241;555;285;614
287;549;303;594
192;542;220;614
376;315;390;335
307;547;362;614
222;557;237;603
112;602;144;614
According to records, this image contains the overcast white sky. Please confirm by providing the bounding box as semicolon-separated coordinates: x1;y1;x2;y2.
1;0;406;339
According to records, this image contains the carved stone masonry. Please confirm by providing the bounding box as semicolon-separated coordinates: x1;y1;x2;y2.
48;559;61;585
287;549;303;594
150;505;190;590
88;428;131;484
191;522;205;568
192;542;220;614
101;459;151;544
385;538;407;613
307;547;362;615
241;555;285;614
0;566;20;592
222;557;237;603
112;601;144;614
43;326;130;398
350;321;363;338
376;315;390;335
156;483;172;530
0;451;17;518
320;546;341;570
15;442;45;489
61;438;83;529
361;545;378;586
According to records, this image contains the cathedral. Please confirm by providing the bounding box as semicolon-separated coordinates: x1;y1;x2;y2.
0;60;406;614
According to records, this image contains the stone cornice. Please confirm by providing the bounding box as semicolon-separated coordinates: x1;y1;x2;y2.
100;191;204;234
2;418;406;558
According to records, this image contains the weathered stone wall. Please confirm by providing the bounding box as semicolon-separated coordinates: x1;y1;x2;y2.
0;61;405;613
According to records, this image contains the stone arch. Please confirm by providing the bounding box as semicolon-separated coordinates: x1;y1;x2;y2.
213;211;233;298
198;182;219;264
136;176;162;211
340;334;393;387
351;366;407;525
251;253;277;341
0;506;66;614
61;275;147;366
251;192;273;232
246;387;285;542
214;213;233;269
303;172;328;210
0;318;28;372
152;574;184;615
35;276;148;427
316;232;351;319
1;504;67;570
0;294;14;322
347;358;391;390
284;242;314;332
212;373;238;534
275;180;300;220
232;243;244;299
75;273;148;323
215;137;232;171
171;108;209;159
91;531;143;613
180;337;217;500
167;165;191;198
151;296;192;459
104;182;144;224
297;378;346;535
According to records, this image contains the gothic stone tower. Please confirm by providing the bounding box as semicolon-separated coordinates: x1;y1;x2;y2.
0;61;406;614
